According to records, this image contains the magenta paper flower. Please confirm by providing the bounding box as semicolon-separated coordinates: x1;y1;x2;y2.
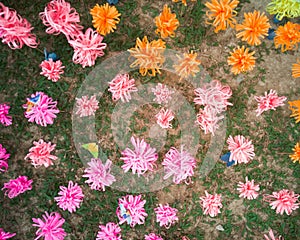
155;108;174;129
196;106;224;135
237;176;260;200
264;229;284;240
121;136;158;176
108;73;138;102
83;158;116;191
154;204;178;228
0;144;10;173
162;146;196;184
96;222;122;240
0;228;16;239
227;135;255;164
263;189;299;215
39;0;83;38
116;194;148;227
2;176;33;199
23;92;59;127
75;95;99;117
54;181;84;213
145;233;164;240
68;28;107;68
255;89;287;116
0;3;38;49
0;103;12;126
151;83;174;104
199;191;222;217
40;59;65;82
32;211;66;240
25;139;58;168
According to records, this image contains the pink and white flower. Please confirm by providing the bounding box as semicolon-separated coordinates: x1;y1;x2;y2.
0;228;16;239
2;176;33;199
151;83;174;104
154;204;178;228
199;191;222;217
0;143;10;173
0;103;12;126
155;108;174;129
264;229;284;240
196;107;224;135
227;135;255;164
75;95;99;117
145;233;164;240
237;176;260;200
96;222;122;240
40;59;65;82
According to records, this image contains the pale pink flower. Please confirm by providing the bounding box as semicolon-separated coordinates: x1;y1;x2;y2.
121;136;158;176
162;146;196;184
151;83;174;104
237;176;260;200
32;211;66;240
2;176;33;199
155;108;174;129
227;135;255;164
68;28;107;68
75;95;99;117
263;189;299;215
264;229;284;240
0;144;10;173
199;191;222;217
255;89;287;116
96;222;122;240
145;233;164;240
0;228;16;239
196;107;224;135
116;194;148;227
83;158;116;191
154;204;178;228
108;73;138;102
25;139;58;168
0;103;12;126
40;59;65;82
54;181;84;213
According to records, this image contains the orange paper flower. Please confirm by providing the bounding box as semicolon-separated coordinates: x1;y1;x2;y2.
288;100;300;123
172;0;197;6
227;46;255;75
274;22;300;52
155;4;179;38
292;59;300;78
90;3;121;36
205;0;239;33
236;11;270;46
173;51;201;79
290;142;300;163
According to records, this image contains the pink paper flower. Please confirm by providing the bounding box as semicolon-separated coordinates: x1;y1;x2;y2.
83;158;116;191
145;233;164;240
0;3;38;49
227;135;255;164
25;139;58;168
116;194;148;227
196;107;224;135
96;222;122;240
264;229;284;240
0;144;10;173
151;83;174;104
0;228;16;239
121;136;158;176
199;191;222;217
154;204;178;228
237;176;260;200
155;108;174;129
263;189;299;215
23;92;59;127
54;181;84;213
162;146;196;184
255;89;287;116
40;59;65;82
0;103;12;126
2;176;33;199
32;211;66;240
68;28;107;68
75;95;99;117
108;73;138;102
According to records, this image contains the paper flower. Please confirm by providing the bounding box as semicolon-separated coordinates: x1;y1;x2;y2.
90;3;121;36
274;22;300;52
40;59;65;82
2;176;33;199
54;181;84;213
155;4;179;38
228;46;256;75
75;95;99;117
145;233;164;240
196;107;224;135
32;212;67;240
237;177;259;200
199;191;222;217
0;228;16;239
0;103;12;126
151;83;174;104
290;142;300;163
172;0;197;6
292;59;300;78
155;108;174;129
267;0;300;20
254;89;287;116
154;204;178;228
264;229;284;240
128;36;166;76
173;51;201;80
288;100;300;123
25;139;58;168
0;144;9;173
96;222;122;240
227;135;255;164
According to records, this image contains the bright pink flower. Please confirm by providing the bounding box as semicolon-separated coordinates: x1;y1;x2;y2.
162;146;196;184
199;191;222;217
54;181;84;213
0;228;16;239
68;28;107;68
196;107;224;135
0;144;10;173
83;158;116;191
264;229;284;240
0;103;12;126
121;136;158;176
255;89;287;116
145;233;164;240
108;74;138;102
25;139;57;168
154;204;178;228
39;0;83;38
75;95;99;117
23;92;59;127
227;135;255;164
263;189;299;215
155;108;174;129
32;211;66;240
40;59;65;82
237;176;260;200
116;194;148;227
96;222;122;240
2;175;33;199
151;83;174;104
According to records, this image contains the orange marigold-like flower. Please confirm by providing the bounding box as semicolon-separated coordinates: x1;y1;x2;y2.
292;59;300;78
236;11;270;46
155;4;179;38
172;0;197;6
173;51;201;79
290;142;300;163
90;3;121;36
288;100;300;123
274;22;300;52
128;36;166;76
205;0;239;33
227;46;256;75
